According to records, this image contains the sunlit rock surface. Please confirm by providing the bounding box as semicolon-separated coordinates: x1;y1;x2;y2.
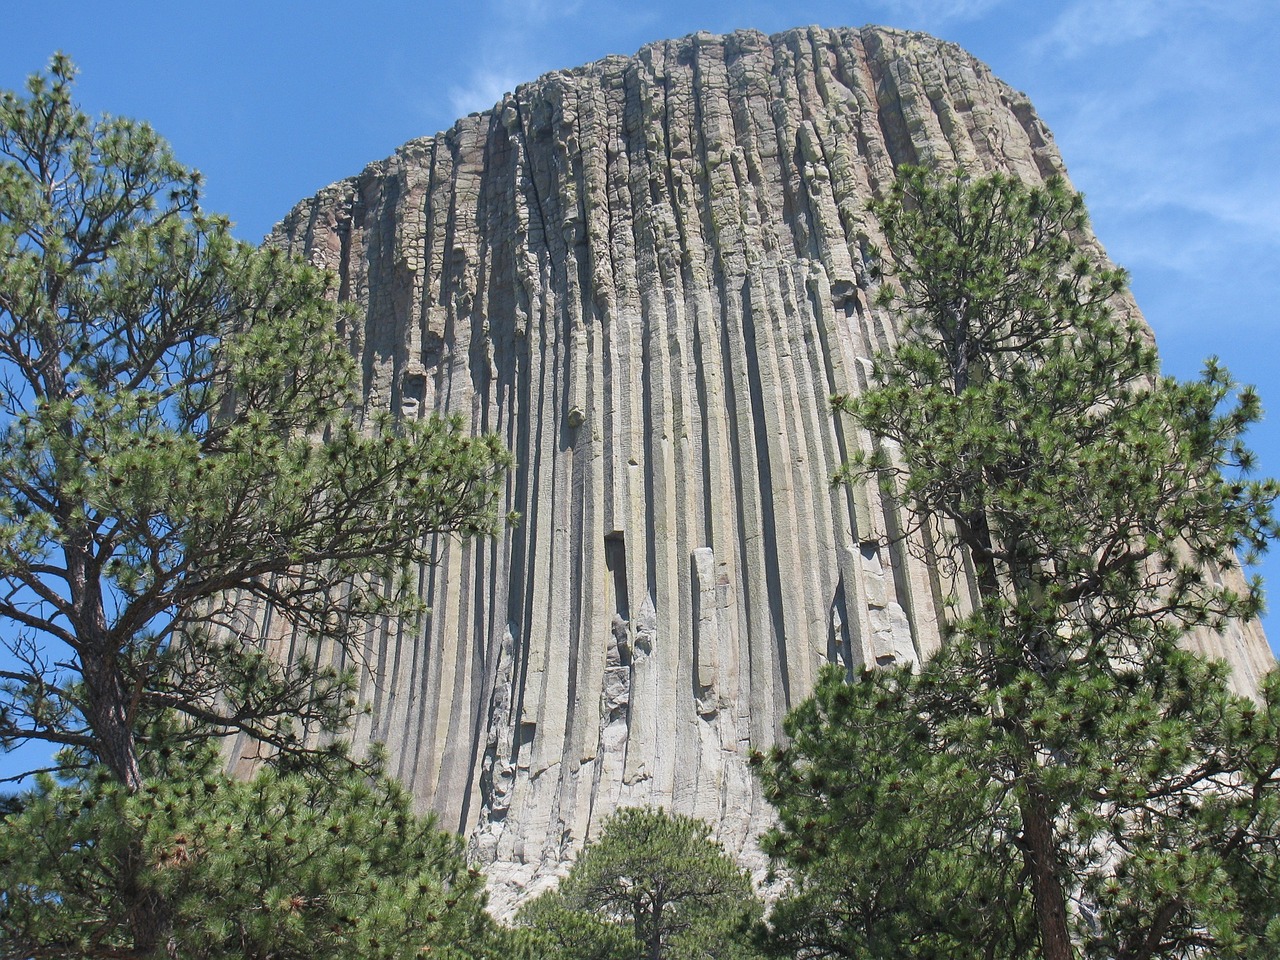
267;25;1275;912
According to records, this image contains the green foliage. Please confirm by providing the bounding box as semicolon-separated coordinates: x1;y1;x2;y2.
0;55;510;787
0;745;504;959
0;56;511;957
765;656;1280;959
517;891;637;960
765;168;1280;960
761;661;1033;959
517;807;766;960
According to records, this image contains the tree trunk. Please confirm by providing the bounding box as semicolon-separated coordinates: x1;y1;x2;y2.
123;848;174;959
941;296;1076;960
81;644;143;791
1020;780;1075;960
82;644;174;957
967;513;1075;959
80;606;171;955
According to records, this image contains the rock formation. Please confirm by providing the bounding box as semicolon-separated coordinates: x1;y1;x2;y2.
265;25;1275;911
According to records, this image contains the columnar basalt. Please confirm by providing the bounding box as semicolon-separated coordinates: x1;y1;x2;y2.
266;25;1275;911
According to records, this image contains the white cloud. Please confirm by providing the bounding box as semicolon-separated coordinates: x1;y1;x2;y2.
872;0;1009;25
1023;0;1280;280
1038;0;1174;57
439;0;594;120
447;67;523;117
497;0;586;20
1035;0;1261;59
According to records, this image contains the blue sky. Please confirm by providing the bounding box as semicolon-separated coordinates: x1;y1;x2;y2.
5;0;1278;662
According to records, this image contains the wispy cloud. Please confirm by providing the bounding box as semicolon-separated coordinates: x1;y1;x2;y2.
872;0;1009;25
447;67;523;117
496;0;586;21
1035;0;1262;59
1024;0;1280;283
1037;0;1178;58
439;0;596;119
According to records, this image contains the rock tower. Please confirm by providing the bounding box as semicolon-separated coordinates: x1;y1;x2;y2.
267;25;1274;909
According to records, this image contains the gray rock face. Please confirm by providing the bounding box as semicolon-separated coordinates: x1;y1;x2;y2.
268;25;1275;912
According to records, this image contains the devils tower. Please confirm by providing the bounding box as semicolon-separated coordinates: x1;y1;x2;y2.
264;25;1274;909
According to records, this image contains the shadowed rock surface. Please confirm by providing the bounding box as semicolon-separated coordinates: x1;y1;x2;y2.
265;25;1275;911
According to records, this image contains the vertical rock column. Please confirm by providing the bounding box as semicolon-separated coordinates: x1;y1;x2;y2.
269;25;1276;912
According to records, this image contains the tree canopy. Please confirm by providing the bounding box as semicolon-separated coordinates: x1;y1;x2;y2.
762;168;1280;960
518;806;766;960
0;746;505;959
0;54;509;790
0;56;511;957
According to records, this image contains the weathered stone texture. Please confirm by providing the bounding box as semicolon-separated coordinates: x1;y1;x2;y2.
268;26;1275;912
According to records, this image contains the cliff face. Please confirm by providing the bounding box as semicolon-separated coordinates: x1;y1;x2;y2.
267;25;1275;909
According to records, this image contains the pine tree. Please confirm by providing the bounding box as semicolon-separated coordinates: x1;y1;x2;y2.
516;891;637;960
1;745;505;959
761;168;1280;959
517;807;766;960
0;57;510;955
